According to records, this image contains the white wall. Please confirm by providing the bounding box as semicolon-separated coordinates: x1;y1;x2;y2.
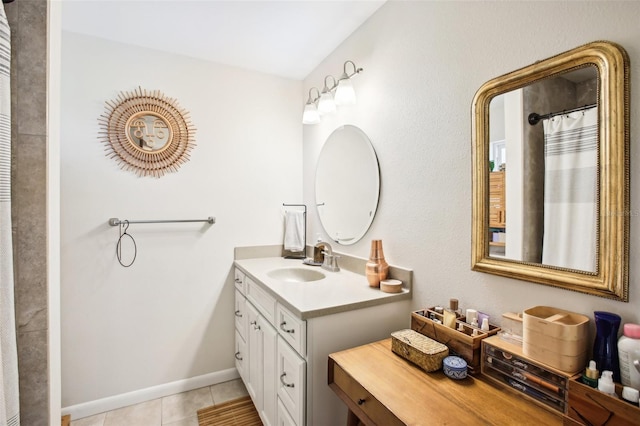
60;32;302;407
303;2;640;329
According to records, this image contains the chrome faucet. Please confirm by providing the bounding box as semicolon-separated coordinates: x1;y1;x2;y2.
314;241;340;272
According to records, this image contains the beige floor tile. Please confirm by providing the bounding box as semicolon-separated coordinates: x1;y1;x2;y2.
163;415;199;426
161;387;213;424
70;412;106;426
210;379;249;405
103;399;162;426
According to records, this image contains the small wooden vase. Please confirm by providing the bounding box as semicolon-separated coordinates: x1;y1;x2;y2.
366;239;389;288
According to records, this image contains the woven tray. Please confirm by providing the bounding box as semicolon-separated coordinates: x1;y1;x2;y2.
391;329;449;372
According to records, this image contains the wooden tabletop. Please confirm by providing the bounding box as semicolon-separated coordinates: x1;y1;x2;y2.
328;338;562;425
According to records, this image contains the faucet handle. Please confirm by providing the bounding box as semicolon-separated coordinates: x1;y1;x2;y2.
331;254;340;272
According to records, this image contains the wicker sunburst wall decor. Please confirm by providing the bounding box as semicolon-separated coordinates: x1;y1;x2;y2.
98;87;196;177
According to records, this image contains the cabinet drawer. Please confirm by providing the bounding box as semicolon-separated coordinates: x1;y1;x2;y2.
246;277;276;324
332;362;403;426
276;397;297;426
277;337;305;426
235;290;248;340
276;303;306;357
235;330;248;383
234;269;246;293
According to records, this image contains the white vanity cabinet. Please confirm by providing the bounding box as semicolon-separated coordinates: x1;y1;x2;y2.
235;271;297;426
233;260;412;426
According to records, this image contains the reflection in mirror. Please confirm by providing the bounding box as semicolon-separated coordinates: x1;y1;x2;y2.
472;41;629;301
126;112;173;152
488;66;598;272
315;125;380;245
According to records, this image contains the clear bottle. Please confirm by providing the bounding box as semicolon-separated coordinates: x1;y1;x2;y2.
618;323;640;389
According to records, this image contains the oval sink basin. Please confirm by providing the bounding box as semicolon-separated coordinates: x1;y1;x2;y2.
267;267;326;283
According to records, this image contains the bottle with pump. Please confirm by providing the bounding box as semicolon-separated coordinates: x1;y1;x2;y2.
598;370;619;398
618;323;640;389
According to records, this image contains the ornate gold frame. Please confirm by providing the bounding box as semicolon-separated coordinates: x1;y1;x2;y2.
99;87;196;177
471;41;630;301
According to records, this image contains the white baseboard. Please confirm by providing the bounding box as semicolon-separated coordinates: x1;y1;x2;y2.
62;368;240;421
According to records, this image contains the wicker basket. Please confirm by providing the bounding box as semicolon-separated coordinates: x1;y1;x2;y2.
391;329;449;372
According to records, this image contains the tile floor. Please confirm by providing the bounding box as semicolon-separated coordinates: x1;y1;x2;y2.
69;379;249;426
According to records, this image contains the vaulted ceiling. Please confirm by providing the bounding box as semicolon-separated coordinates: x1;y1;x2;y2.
61;0;385;80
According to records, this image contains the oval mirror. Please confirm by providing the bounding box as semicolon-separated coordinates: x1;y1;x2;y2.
315;125;380;245
471;41;630;301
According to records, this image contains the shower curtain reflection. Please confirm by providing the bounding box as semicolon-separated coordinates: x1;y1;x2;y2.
0;3;19;425
542;107;598;272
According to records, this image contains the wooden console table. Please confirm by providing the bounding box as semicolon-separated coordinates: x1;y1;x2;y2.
328;338;562;425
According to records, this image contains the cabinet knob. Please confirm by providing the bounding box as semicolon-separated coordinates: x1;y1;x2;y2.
235;278;242;283
234;310;243;317
280;372;295;388
280;322;295;334
234;351;243;361
357;398;365;405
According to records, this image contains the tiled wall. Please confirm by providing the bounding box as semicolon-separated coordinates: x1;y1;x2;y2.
7;0;49;424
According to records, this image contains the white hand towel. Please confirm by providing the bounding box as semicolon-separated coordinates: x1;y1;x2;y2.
284;211;305;252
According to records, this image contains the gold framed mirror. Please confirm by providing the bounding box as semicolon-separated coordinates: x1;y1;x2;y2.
471;41;630;301
99;87;196;177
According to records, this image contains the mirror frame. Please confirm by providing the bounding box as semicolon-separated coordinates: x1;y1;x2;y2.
99;87;196;178
471;41;630;301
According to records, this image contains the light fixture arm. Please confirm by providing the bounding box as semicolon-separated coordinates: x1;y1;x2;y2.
341;60;363;80
322;75;338;93
307;87;321;104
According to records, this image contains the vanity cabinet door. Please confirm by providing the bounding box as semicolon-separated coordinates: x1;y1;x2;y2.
261;315;278;426
276;398;297;426
234;330;248;383
277;337;305;426
247;303;262;410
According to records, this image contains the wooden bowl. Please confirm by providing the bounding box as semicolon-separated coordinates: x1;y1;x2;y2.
380;279;403;293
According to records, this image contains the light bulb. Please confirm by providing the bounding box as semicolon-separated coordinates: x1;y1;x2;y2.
318;91;336;115
302;103;320;124
335;78;356;106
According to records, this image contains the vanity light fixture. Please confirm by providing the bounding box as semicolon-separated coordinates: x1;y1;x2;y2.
302;60;363;125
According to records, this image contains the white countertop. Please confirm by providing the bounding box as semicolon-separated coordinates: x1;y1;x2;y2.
234;257;411;320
